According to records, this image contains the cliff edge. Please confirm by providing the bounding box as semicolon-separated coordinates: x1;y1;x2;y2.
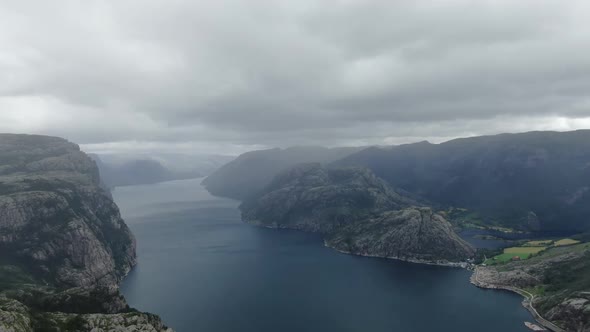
0;134;171;332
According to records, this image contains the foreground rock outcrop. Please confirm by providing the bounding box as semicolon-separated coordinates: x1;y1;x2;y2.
241;163;475;263
0;134;171;331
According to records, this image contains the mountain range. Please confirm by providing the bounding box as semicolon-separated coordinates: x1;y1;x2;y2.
201;146;364;200
240;163;475;263
91;153;234;189
205;130;590;233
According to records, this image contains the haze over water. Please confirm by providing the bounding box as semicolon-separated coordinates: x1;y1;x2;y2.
116;178;532;332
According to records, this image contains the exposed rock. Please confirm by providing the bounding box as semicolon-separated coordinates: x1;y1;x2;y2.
326;207;475;262
0;134;171;332
0;134;135;289
0;297;32;332
241;163;474;263
545;296;590;332
0;296;173;332
472;244;590;331
241;163;411;231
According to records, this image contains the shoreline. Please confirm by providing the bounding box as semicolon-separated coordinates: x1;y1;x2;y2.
470;266;565;332
247;221;564;331
323;239;471;268
326;238;566;331
246;220;471;268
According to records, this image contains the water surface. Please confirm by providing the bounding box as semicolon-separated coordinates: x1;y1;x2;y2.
116;178;532;332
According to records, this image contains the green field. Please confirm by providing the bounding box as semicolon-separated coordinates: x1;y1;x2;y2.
554;238;580;246
482;238;586;265
505;246;547;254
524;240;553;246
484;246;547;265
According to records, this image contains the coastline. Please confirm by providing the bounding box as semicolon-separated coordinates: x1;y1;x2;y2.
247;220;471;268
470;266;566;332
323;239;470;268
246;220;564;331
245;220;471;268
326;238;567;332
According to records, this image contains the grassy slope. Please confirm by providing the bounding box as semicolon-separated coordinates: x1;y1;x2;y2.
498;243;590;303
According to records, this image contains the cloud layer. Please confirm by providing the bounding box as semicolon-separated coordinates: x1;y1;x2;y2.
1;0;589;154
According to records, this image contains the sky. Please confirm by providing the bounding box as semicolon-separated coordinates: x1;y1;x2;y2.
1;0;590;155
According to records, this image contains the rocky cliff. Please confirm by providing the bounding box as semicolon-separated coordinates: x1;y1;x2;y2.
326;207;475;262
0;134;171;332
241;163;475;263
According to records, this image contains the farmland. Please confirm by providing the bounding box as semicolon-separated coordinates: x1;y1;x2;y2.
485;246;546;264
554;238;580;246
523;240;553;246
483;238;582;265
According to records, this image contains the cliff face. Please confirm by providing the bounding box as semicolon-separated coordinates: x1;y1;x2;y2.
326;208;476;262
0;134;135;288
241;163;475;262
0;134;171;332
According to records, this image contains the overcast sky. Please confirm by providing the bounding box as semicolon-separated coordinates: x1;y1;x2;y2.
1;0;589;155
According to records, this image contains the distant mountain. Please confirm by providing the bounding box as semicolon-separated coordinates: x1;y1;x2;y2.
90;154;200;188
240;163;475;263
202;146;364;200
334;130;590;232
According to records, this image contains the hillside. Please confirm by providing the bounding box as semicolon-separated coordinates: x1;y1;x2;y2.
202;146;363;200
0;134;171;331
240;163;475;263
473;243;590;331
335;130;590;232
90;154;202;188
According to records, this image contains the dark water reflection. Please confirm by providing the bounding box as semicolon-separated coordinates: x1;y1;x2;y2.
116;179;532;332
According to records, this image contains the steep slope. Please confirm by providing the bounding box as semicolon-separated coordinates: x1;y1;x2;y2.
473;243;590;331
241;163;475;262
202;146;363;200
335;130;590;232
0;134;171;332
327;208;475;262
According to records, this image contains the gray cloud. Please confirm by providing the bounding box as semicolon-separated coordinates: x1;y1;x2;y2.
1;0;589;154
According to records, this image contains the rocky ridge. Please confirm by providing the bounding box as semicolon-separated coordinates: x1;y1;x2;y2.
240;163;475;263
0;134;171;332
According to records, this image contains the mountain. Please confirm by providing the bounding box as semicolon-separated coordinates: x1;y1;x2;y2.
90;154;202;188
240;163;475;263
335;130;590;232
0;134;171;331
202;146;364;200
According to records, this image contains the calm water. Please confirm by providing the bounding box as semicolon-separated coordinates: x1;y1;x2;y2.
116;178;532;332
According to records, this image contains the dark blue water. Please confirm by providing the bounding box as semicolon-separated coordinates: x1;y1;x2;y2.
459;229;513;249
116;178;533;332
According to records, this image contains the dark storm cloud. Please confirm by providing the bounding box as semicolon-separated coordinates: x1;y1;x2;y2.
1;0;589;154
